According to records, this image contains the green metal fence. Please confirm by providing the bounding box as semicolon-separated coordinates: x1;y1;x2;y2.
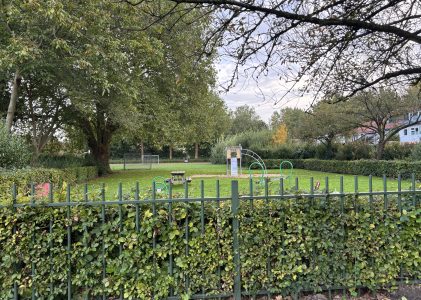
1;175;420;299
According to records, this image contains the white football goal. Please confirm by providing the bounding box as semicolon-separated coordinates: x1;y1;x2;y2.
121;154;160;170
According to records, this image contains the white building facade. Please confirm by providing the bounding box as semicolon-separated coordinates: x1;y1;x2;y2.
398;111;421;144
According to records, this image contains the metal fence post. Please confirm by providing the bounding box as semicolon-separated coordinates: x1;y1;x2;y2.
231;181;241;300
12;184;18;300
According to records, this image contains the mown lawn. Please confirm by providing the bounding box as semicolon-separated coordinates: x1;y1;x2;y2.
82;162;417;199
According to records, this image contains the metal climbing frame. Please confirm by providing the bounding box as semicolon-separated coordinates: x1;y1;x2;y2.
241;149;267;176
279;160;293;184
248;161;265;185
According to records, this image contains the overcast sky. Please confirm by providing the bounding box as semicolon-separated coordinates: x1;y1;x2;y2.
216;57;314;123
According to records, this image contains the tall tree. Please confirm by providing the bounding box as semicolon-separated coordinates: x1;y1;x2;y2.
342;87;421;159
281;107;308;140
1;1;218;173
229;105;267;135
185;92;230;159
272;123;288;145
14;73;68;162
293;102;353;157
0;1;85;131
269;111;282;131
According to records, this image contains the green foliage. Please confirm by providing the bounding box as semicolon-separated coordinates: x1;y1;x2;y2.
410;143;421;161
211;136;416;164
210;130;273;164
0;167;98;200
383;143;415;160
0;122;31;169
37;154;95;168
229;105;268;135
0;196;419;298
263;159;421;179
335;142;372;161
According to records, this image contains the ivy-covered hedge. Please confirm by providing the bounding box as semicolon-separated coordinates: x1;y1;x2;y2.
0;196;419;298
263;159;421;179
0;166;98;199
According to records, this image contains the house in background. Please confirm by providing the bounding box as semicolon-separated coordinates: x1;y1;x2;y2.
348;121;404;144
399;111;421;143
344;111;421;145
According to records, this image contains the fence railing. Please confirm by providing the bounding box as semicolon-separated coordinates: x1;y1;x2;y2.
0;176;420;300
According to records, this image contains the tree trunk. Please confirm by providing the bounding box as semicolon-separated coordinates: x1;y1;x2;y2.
376;140;386;160
79;107;115;176
140;141;144;162
5;71;21;132
90;141;112;176
195;143;199;159
169;145;173;160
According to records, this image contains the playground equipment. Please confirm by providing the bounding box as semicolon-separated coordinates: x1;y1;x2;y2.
226;145;268;177
226;146;242;176
248;161;266;185
279;160;294;185
152;176;169;194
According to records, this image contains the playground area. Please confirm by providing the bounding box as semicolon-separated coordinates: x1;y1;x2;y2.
91;147;417;198
88;161;417;198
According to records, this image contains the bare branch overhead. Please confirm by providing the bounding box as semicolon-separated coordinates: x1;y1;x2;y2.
126;0;421;100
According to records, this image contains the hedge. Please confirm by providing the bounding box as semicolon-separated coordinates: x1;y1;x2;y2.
263;159;421;179
0;166;98;200
0;196;419;298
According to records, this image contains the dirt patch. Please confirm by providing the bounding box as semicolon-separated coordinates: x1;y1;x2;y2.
191;174;283;179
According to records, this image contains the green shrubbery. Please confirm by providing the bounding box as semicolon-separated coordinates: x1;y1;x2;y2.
263;158;421;179
383;142;415;160
37;154;95;168
0;122;31;169
0;196;418;298
410;143;421;161
0;167;98;200
211;132;417;163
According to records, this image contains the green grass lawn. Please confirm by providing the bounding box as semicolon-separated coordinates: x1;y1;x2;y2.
82;162;417;199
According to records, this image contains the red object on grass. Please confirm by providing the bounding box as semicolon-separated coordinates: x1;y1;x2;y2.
36;183;50;197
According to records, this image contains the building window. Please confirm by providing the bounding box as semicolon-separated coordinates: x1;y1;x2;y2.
404;129;408;135
411;128;416;135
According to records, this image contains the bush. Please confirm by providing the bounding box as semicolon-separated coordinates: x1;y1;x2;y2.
37;154;95;168
263;158;421;179
0;195;418;298
335;142;372;160
314;143;338;160
0;166;98;200
0;122;31;169
410;143;421;161
383;142;414;160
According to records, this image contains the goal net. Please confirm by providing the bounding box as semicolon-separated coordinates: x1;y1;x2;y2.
120;154;160;170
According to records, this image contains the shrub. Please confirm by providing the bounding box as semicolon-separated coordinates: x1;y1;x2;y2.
314;143;338;160
0;195;418;298
0;166;98;200
383;142;414;160
263;158;421;179
210;141;227;164
37;154;95;168
410;143;421;161
0;122;31;169
335;142;372;160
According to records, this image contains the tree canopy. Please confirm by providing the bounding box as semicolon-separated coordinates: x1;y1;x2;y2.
130;0;421;100
1;0;223;173
229;105;267;135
